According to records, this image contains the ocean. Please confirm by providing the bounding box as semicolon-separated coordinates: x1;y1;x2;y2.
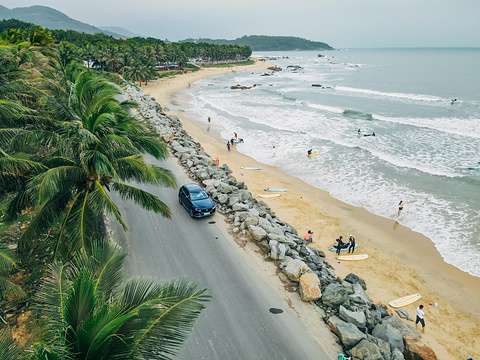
174;48;480;278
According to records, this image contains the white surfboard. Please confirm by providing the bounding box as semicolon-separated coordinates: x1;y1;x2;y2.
258;194;281;198
336;254;369;261
388;294;421;308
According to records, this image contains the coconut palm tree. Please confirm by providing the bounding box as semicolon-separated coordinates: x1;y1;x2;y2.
9;68;176;257
0;329;22;360
32;239;210;360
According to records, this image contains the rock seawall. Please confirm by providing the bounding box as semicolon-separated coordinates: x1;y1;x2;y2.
126;85;437;360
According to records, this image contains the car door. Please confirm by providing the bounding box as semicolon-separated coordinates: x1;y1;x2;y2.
180;187;192;211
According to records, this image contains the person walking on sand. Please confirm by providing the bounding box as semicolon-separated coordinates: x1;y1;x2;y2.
348;235;356;253
273;146;276;157
208;116;211;123
304;230;313;244
415;304;426;333
227;141;231;152
398;200;404;216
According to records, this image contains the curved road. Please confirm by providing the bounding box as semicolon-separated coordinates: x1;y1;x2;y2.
111;156;331;359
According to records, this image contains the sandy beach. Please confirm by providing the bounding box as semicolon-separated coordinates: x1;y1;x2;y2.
144;60;480;359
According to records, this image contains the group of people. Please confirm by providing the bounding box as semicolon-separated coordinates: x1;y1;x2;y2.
226;132;243;151
334;235;356;255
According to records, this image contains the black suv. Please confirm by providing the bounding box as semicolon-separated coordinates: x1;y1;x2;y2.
178;183;216;218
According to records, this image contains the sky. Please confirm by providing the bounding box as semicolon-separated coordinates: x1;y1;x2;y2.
2;0;480;48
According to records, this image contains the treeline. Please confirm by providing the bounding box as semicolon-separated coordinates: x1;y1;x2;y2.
0;24;210;358
180;34;334;51
0;19;252;85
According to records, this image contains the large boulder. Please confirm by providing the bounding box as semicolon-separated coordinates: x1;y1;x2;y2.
365;307;383;331
349;339;384;360
372;323;404;353
339;305;366;330
298;272;321;302
382;315;422;340
243;217;259;227
403;336;437;360
284;258;310;282
269;240;286;260
349;283;372;307
367;334;392;360
344;273;367;290
248;225;267;241
321;283;350;308
237;189;252;201
392;348;405;360
334;322;367;349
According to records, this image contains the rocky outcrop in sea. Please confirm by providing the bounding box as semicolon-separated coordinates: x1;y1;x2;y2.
126;84;437;360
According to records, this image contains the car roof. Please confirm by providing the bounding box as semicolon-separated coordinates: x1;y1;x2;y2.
183;183;203;192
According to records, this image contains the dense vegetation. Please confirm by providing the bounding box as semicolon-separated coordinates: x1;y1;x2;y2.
0;21;221;358
180;35;335;51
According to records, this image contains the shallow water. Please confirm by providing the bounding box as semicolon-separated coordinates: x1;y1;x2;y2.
175;48;480;277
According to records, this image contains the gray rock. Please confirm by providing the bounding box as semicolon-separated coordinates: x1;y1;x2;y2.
391;348;405;360
228;195;239;206
237;189;252;201
243;217;258;226
218;182;233;193
232;202;250;211
268;226;285;237
349;339;384;360
339;306;366;330
321;283;350;308
366;334;391;360
267;233;285;243
248;225;267;241
335;322;367;349
371;323;404;353
269;240;286;260
382;315;422;340
344;273;367;290
395;310;414;322
349;283;372;307
217;193;228;204
365;308;383;331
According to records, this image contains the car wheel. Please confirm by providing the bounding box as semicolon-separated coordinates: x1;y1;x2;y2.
189;207;194;218
179;196;182;205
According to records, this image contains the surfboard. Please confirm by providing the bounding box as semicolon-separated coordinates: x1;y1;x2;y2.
388;294;421;308
241;167;261;170
468;166;479;170
336;254;369;261
264;188;287;192
258;194;281;198
307;153;320;157
329;243;358;252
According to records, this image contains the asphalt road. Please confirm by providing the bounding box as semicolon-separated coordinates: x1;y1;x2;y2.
111;156;331;360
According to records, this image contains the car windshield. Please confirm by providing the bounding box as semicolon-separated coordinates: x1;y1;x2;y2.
190;191;209;200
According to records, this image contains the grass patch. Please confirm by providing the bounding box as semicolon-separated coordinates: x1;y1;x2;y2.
201;60;255;68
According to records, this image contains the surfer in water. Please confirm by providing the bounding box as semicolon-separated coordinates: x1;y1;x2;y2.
307;149;313;155
363;132;376;137
451;98;457;105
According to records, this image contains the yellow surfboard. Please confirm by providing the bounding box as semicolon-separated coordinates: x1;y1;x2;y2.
388;294;421;308
336;254;369;261
307;152;320;157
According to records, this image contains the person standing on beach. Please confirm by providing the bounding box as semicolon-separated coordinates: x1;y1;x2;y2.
335;236;344;255
273;146;276;157
398;200;404;216
234;132;238;140
227;141;231;152
415;304;426;333
348;235;356;253
208;116;211;123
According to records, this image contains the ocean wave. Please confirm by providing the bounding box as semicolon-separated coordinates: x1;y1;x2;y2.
335;85;444;102
343;109;374;120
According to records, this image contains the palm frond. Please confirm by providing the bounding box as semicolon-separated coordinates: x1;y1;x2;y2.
9;130;59;153
87;181;126;230
0;247;19;269
114;156;176;188
79;150;116;178
0;329;22;360
72;239;126;298
0;276;27;299
111;182;171;218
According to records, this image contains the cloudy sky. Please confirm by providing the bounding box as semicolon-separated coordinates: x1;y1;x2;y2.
2;0;480;48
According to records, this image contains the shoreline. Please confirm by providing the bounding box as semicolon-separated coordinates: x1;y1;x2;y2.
144;61;480;358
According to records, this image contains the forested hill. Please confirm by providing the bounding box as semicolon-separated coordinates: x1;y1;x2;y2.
180;35;334;51
0;5;126;38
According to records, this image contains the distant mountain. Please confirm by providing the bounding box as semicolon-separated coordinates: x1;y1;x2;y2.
99;26;140;38
180;35;334;51
0;5;128;38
